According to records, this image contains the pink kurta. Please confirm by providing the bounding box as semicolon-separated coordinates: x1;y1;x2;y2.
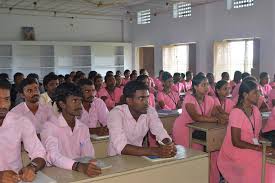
182;80;192;92
10;102;54;134
0;112;46;172
172;82;185;94
263;107;275;133
154;77;163;91
97;87;123;110
268;89;275;109
79;97;109;128
149;93;155;108
213;97;235;114
157;90;180;110
259;84;272;98
217;107;275;183
107;105;171;156
231;82;241;98
122;78;130;86
41;114;95;170
208;85;216;97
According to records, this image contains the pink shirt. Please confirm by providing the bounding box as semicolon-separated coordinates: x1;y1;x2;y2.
263;107;275;133
0;112;46;172
231;83;241;98
172;82;185;94
107;105;171;156
213;97;235;114
157;90;180;110
154;77;163;91
259;84;272;98
122;78;130;86
97;87;123;110
183;80;192;92
79;97;109;128
41;115;95;170
208;85;216;97
10;102;53;134
268;89;275;109
149;93;155;108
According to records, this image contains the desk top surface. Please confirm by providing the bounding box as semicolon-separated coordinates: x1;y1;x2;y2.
158;109;182;118
187;122;227;131
42;148;207;183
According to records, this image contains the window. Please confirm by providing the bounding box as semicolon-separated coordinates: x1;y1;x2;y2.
173;2;191;18
233;0;254;9
213;39;255;81
163;45;189;75
137;9;151;24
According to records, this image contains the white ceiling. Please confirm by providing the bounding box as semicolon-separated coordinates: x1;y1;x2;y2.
0;0;222;17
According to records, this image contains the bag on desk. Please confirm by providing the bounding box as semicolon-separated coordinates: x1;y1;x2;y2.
192;130;206;140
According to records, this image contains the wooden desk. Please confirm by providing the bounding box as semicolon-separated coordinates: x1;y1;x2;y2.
43;148;209;183
159;109;181;135
91;139;109;159
187;122;226;152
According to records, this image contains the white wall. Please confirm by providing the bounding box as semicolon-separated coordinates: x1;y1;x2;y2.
0;13;130;42
131;0;275;77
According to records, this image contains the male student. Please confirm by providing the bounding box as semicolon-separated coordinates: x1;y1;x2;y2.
77;79;109;136
0;79;46;183
10;78;53;134
39;73;59;114
107;80;176;157
41;83;101;177
11;72;24;107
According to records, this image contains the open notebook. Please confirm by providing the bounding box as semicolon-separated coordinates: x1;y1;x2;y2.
90;134;109;140
21;171;56;183
74;157;112;170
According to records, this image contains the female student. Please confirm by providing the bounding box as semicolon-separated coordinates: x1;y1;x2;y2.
157;72;182;110
94;74;103;97
172;72;185;94
230;71;242;92
259;72;272;98
268;82;275;109
173;74;226;183
137;75;155;108
207;73;216;96
217;80;275;183
262;107;275;148
183;71;193;92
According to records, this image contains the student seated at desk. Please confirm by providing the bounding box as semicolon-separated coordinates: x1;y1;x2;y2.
107;80;176;157
206;73;216;97
268;82;275;109
218;80;275;183
172;72;185;95
41;83;101;177
173;74;226;183
157;72;182;110
136;75;155;108
229;71;242;92
94;74;104;96
10;78;54;134
77;79;109;136
0;79;46;183
122;69;130;86
259;72;272;99
182;71;193;92
262;107;275;148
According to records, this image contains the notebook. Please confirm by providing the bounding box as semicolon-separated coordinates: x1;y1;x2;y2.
74;157;112;170
90;134;109;140
262;112;271;118
21;171;56;183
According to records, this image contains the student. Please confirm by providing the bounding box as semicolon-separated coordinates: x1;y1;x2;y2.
137;75;155;108
268;82;275;108
207;73;216;96
11;72;24;107
140;69;155;88
39;73;59;115
130;72;137;81
181;73;185;83
122;69;130;86
259;72;272;98
98;74;123;110
262;107;275;147
230;71;242;92
107;80;176;157
94;74;104;94
41;83;101;177
115;74;124;89
27;73;44;94
221;72;230;82
0;79;46;182
58;74;65;84
231;72;250;98
88;71;97;82
183;71;193;92
10;78;53;134
65;74;73;84
173;74;226;183
172;72;185;94
217;80;275;183
157;72;182;110
73;71;85;83
154;70;164;91
116;70;122;76
78;79;109;136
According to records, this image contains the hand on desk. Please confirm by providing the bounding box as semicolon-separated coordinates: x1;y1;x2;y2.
154;142;177;158
19;166;36;182
96;126;109;136
0;170;20;183
78;160;102;177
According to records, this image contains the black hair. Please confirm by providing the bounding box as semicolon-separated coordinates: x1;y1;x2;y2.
173;72;181;77
241;72;250;80
186;71;193;77
159;70;164;76
106;71;114;76
196;72;206;77
260;72;269;80
88;71;97;80
237;80;258;107
123;80;149;98
19;78;38;93
139;69;146;75
132;70;137;74
243;76;257;82
104;74;115;82
130;73;137;80
0;73;9;80
43;73;59;87
206;72;214;78
161;71;172;82
94;74;103;83
181;73;185;79
77;79;93;88
215;80;228;98
0;79;11;90
221;72;229;79
124;69;130;75
233;71;242;83
192;74;207;94
13;72;24;81
73;72;85;82
65;74;70;80
136;74;149;82
58;74;64;79
27;73;39;80
53;83;83;112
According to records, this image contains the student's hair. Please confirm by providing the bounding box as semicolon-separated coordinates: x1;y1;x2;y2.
13;72;23;81
19;78;38;93
114;74;121;79
139;69;147;75
221;72;229;79
196;72;206;77
70;71;75;75
159;70;164;76
236;80;258;107
0;73;9;80
77;78;93;88
186;71;192;77
43;73;59;87
161;71;172;82
132;70;137;74
181;73;185;79
130;73;137;80
260;72;268;80
58;74;64;79
27;73;39;80
88;71;97;80
206;72;214;78
192;74;207;94
94;74;103;83
215;80;228;98
0;79;11;90
124;69;130;75
233;71;242;82
123;80;149;98
243;76;257;82
106;71;114;76
73;72;85;82
104;74;114;82
241;72;250;80
136;74;149;82
54;83;83;112
64;74;70;80
173;72;181;78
